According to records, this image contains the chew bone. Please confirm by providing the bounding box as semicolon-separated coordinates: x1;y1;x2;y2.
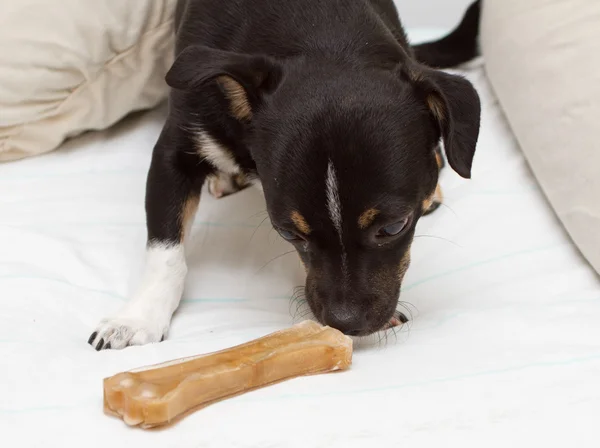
103;321;353;428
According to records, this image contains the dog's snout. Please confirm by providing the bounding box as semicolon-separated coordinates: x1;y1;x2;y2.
321;305;366;336
307;260;405;336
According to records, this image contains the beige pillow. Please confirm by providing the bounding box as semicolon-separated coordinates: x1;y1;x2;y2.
481;0;600;274
0;0;176;162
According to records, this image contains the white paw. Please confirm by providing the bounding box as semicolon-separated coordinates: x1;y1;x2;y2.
88;317;165;351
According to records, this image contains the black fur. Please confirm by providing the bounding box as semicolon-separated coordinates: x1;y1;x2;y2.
148;0;482;336
412;0;481;68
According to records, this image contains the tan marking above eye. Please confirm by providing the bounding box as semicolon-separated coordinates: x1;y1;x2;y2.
216;75;252;120
358;208;379;229
291;210;311;235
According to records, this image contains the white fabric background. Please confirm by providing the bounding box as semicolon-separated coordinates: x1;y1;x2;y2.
395;0;475;28
1;28;599;448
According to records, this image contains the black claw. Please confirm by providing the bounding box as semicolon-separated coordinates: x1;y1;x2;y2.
104;342;111;350
396;311;409;324
88;332;97;345
160;335;165;342
95;338;105;351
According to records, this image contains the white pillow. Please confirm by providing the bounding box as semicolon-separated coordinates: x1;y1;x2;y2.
0;0;176;162
481;0;600;274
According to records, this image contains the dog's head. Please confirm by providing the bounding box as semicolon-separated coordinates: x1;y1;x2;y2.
167;46;480;335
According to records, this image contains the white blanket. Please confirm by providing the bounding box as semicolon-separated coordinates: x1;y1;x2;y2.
2;30;599;448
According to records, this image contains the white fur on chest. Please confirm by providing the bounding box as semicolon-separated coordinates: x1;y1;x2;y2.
195;131;241;174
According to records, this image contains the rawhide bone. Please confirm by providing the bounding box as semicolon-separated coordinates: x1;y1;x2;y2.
103;320;353;428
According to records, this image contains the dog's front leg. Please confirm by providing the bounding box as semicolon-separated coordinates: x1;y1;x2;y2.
88;122;206;351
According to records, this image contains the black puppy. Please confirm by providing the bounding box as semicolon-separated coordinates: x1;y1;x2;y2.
89;0;482;350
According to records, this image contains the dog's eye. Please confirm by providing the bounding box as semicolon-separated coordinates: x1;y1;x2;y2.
378;218;409;237
278;229;301;241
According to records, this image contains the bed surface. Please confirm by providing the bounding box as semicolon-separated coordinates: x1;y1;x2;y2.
2;30;599;447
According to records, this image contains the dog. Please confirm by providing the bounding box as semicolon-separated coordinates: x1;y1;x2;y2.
88;0;482;350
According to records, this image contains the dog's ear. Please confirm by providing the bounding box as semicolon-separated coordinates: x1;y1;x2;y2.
165;45;282;121
406;66;481;179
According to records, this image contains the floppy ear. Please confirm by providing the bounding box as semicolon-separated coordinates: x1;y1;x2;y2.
411;67;481;179
165;45;282;121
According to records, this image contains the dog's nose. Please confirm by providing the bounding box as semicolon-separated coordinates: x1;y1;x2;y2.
321;306;366;336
